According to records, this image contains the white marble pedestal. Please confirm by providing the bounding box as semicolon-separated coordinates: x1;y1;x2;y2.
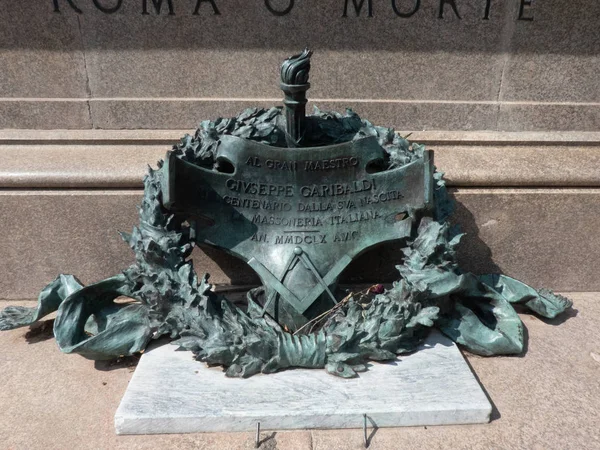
115;330;491;434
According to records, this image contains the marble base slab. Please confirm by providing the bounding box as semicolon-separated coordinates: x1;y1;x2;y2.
114;330;491;435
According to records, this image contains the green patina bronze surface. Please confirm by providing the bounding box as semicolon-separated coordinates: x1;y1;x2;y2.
0;51;572;378
164;133;433;331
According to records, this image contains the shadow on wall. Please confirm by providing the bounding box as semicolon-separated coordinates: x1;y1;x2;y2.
346;191;504;282
450;192;504;276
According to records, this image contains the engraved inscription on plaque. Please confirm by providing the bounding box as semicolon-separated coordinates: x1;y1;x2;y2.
164;134;433;329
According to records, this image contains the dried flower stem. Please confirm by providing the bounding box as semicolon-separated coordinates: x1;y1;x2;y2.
293;285;378;336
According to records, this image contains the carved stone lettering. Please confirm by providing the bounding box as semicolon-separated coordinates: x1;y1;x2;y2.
142;0;175;15
53;0;82;13
193;0;220;15
483;0;491;19
518;0;533;21
49;0;539;22
391;0;420;18
438;0;461;19
343;0;373;17
265;0;295;16
93;0;123;13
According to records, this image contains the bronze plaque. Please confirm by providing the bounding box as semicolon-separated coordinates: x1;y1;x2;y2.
163;134;433;329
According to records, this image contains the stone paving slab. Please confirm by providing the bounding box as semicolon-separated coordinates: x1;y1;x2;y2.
0;294;599;449
115;330;490;434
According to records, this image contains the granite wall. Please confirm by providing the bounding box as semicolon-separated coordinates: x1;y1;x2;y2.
0;1;599;298
1;0;599;130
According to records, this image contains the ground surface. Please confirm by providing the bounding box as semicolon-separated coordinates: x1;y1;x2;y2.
0;293;598;450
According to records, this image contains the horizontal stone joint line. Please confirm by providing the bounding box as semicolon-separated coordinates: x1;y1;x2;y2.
449;187;600;194
4;187;600;195
0;139;175;146
3;139;600;147
423;141;600;147
2;131;600;146
447;184;600;189
3;98;600;107
0;187;144;194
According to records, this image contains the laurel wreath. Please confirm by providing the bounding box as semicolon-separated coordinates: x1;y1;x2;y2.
0;107;572;377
